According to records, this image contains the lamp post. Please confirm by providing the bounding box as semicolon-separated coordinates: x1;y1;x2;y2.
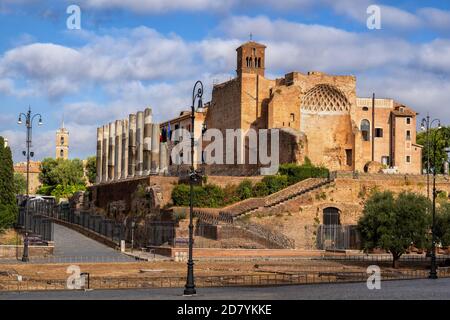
421;117;441;279
17;107;43;262
184;80;203;296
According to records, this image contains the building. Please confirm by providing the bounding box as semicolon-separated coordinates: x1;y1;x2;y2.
203;41;422;174
14;161;41;194
56;122;69;160
96;41;422;182
159;108;208;175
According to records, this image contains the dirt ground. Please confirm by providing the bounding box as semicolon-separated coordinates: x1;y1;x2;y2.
0;229;21;245
0;259;426;281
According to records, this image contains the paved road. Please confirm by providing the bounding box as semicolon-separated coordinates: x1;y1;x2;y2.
52;223;129;258
0;224;135;264
2;278;450;300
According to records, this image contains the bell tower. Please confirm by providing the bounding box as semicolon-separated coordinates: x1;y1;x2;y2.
236;41;266;77
56;120;69;160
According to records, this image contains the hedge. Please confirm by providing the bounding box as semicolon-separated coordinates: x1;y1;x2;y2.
171;162;329;208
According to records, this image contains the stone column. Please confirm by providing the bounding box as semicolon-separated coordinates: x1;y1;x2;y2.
114;120;122;180
128;114;136;177
151;123;160;173
96;127;103;184
160;142;168;174
144;108;153;174
108;122;115;181
136;111;144;176
121;119;129;179
102;124;109;182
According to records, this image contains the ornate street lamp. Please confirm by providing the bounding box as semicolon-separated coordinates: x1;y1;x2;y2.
421;116;441;279
17;107;43;262
184;80;203;296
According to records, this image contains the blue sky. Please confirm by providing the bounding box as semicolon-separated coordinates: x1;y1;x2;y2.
0;0;450;162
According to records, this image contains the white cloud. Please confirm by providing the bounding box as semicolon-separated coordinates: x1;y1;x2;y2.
2;14;450;162
418;8;450;31
80;0;236;14
0;128;54;162
419;39;450;73
218;15;416;74
0;28;198;98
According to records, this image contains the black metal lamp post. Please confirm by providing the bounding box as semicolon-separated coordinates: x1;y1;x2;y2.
184;80;203;296
17;107;43;262
421;116;441;279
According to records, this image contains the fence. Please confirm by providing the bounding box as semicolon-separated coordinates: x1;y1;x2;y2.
17;200;54;243
2;268;450;292
19;199;178;249
316;224;360;250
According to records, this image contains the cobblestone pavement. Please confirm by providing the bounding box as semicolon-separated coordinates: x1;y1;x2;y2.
2;278;450;300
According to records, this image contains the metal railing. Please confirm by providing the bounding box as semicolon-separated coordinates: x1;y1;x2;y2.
2;268;449;292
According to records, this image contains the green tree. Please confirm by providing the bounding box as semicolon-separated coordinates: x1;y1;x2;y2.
436;203;450;247
0;137;18;231
13;173;27;195
85;156;97;184
417;126;450;174
358;191;430;268
38;158;86;199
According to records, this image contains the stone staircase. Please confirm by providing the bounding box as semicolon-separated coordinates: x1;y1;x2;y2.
218;178;332;221
181;177;334;249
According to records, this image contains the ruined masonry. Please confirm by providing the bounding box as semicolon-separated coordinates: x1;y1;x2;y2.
96;107;168;184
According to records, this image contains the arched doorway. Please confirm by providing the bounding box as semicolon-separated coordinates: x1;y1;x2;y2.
323;207;340;225
319;207;341;250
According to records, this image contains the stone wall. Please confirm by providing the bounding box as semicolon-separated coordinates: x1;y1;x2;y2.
0;245;54;258
246;174;450;249
90;175;179;213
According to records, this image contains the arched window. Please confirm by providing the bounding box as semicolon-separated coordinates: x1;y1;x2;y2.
258;57;261;68
60;149;64;158
360;119;370;141
60;136;65;145
249;57;253;68
246;57;249;67
323;207;340;225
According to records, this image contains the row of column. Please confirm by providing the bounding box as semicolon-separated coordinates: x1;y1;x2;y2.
96;108;169;183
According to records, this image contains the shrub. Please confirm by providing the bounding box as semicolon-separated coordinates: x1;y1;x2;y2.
261;175;289;194
171;183;226;208
236;179;253;200
278;163;329;185
252;182;270;197
223;184;240;204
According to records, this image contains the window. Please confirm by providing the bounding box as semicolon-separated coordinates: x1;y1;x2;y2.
406;117;411;125
345;149;353;167
290;113;295;122
406;130;411;140
60;150;64;158
381;156;390;166
360;119;370;141
60;136;64;145
375;128;383;138
362;106;369;111
406;155;411;163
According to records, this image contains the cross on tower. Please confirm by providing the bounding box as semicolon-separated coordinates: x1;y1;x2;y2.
249;33;253;41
